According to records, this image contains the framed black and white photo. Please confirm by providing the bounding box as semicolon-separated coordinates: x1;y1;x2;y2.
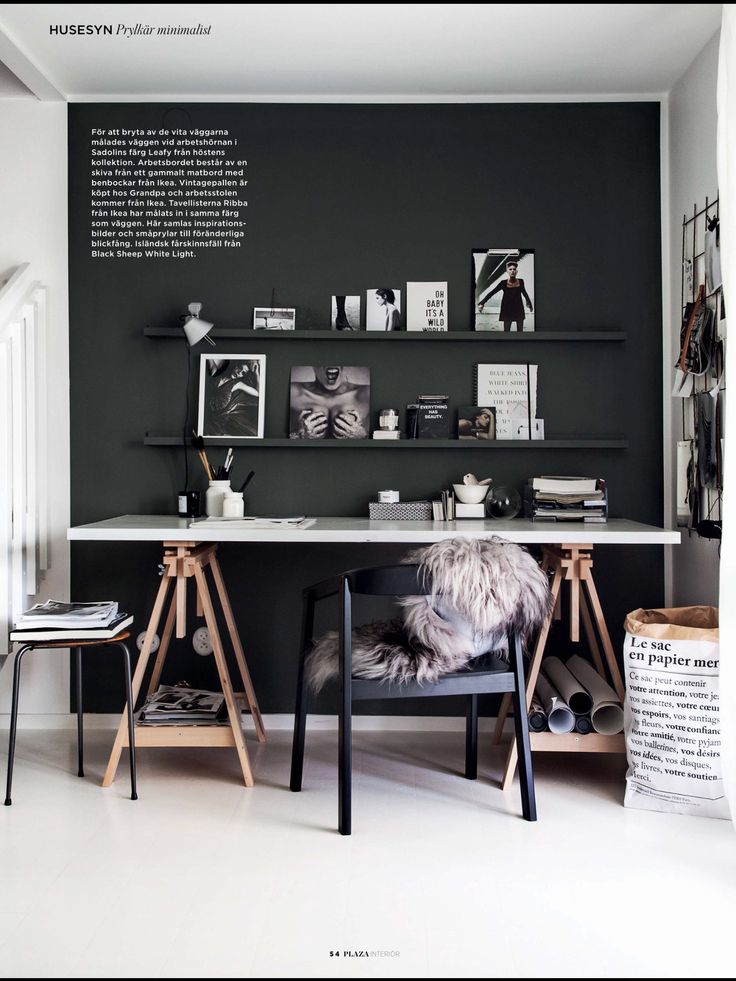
458;405;496;440
289;366;370;439
472;249;535;332
331;295;361;331
198;354;266;439
366;288;401;331
253;307;296;330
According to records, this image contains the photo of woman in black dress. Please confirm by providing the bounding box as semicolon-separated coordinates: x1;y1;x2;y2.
473;250;535;332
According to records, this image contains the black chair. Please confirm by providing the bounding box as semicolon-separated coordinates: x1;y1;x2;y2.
290;565;536;834
4;632;138;805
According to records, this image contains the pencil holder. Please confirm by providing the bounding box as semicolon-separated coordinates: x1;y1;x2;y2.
205;480;231;517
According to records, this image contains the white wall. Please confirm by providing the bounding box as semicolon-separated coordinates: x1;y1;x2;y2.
668;32;722;606
0;99;69;714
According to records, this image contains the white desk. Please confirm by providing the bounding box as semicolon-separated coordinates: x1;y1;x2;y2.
68;515;680;545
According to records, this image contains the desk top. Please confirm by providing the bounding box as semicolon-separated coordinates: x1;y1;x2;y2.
68;515;680;545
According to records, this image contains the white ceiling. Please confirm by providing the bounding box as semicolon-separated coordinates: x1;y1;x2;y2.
0;3;723;101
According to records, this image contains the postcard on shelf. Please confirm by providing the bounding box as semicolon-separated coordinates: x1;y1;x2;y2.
474;363;538;439
406;282;448;331
472;248;535;332
253;307;296;330
331;295;361;331
198;354;266;439
289;366;370;439
366;288;401;331
458;406;496;440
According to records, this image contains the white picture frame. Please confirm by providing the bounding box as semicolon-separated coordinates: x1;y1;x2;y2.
197;354;267;439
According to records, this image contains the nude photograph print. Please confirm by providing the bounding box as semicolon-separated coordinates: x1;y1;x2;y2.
289;366;371;439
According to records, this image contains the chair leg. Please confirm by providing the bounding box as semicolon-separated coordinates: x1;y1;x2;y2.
76;647;84;777
338;577;352;836
290;592;314;793
5;646;32;806
510;633;537;822
465;694;478;779
117;641;138;801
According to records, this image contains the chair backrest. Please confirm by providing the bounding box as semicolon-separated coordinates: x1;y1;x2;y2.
345;564;431;597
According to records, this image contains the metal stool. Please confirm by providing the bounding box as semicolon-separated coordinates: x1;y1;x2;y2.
4;632;138;805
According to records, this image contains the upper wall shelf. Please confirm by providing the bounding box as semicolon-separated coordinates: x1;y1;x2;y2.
144;328;627;342
144;435;629;449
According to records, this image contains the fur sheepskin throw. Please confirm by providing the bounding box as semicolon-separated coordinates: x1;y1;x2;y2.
306;536;551;691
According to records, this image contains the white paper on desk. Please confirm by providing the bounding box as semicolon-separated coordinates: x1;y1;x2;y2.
191;517;315;529
191;515;307;525
566;654;623;735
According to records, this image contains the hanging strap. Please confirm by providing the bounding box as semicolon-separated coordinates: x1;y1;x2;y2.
679;283;706;372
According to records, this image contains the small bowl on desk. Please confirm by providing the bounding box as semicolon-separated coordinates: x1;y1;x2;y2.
452;483;490;505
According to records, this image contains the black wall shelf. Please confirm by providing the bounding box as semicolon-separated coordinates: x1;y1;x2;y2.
144;435;629;449
144;327;626;342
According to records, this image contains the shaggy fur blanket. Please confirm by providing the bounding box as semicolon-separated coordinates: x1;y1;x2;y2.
306;536;551;690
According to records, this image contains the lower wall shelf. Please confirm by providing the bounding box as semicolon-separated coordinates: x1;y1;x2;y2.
144;435;629;449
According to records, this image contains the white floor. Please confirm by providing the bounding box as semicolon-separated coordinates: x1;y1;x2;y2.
0;727;734;979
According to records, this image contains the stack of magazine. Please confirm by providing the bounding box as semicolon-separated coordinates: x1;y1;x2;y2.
137;685;227;726
11;600;133;640
524;476;608;522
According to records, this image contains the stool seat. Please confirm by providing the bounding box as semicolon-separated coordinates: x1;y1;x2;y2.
10;631;132;648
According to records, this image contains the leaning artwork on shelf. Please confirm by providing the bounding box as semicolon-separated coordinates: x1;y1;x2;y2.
289;366;370;439
198;354;266;439
458;406;496;440
366;288;401;331
331;295;361;331
473;248;535;332
253;306;296;330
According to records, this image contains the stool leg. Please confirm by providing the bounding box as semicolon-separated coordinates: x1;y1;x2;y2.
510;632;537;822
5;645;32;806
76;647;84;777
338;578;352;836
117;642;138;801
290;591;314;793
465;694;478;779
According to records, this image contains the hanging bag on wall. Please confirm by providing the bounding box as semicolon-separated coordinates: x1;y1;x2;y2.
673;284;716;399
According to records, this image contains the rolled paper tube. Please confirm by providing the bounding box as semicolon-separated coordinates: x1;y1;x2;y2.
528;697;548;733
543;655;593;715
574;715;594;735
566;655;624;735
535;672;575;734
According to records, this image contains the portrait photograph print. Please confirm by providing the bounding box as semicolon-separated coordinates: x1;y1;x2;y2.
253;307;296;330
198;354;266;439
473;249;535;332
331;295;361;331
366;287;401;331
289;366;370;439
458;405;496;440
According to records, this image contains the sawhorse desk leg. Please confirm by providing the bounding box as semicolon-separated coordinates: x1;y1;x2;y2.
493;544;625;791
102;542;266;789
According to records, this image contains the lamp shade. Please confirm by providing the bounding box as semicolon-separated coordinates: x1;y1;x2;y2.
183;315;215;346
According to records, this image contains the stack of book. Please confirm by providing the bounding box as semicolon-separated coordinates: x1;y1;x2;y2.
137;685;227;726
524;476;608;523
432;488;456;520
11;600;133;640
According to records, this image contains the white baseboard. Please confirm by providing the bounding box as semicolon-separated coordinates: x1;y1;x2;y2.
0;713;508;733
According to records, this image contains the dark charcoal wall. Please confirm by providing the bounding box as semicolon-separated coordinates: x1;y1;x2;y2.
69;102;663;713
